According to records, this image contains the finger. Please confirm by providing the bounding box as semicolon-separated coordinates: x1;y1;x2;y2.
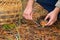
23;13;26;17
49;20;56;25
45;18;53;26
28;15;32;20
24;16;28;19
30;12;33;20
27;12;33;20
45;15;49;20
28;14;32;20
23;14;28;19
24;14;32;20
49;21;54;26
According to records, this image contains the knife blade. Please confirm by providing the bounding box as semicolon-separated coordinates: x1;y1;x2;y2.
32;20;41;27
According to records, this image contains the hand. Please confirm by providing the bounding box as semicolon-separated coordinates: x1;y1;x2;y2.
45;11;58;26
23;6;33;20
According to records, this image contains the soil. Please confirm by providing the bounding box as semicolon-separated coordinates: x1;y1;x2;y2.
20;0;60;40
0;0;60;40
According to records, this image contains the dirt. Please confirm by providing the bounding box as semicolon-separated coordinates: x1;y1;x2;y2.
0;0;60;40
19;0;60;40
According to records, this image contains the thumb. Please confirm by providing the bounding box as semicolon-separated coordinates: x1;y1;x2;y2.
30;12;33;20
45;15;49;20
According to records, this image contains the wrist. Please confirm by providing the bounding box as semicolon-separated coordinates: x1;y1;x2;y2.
53;7;60;15
26;5;32;9
27;0;34;7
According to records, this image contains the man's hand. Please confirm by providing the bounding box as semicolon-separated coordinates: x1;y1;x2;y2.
23;6;33;20
23;0;34;20
45;7;60;26
45;11;58;26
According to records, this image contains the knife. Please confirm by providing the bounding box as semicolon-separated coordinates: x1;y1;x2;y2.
32;20;41;27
